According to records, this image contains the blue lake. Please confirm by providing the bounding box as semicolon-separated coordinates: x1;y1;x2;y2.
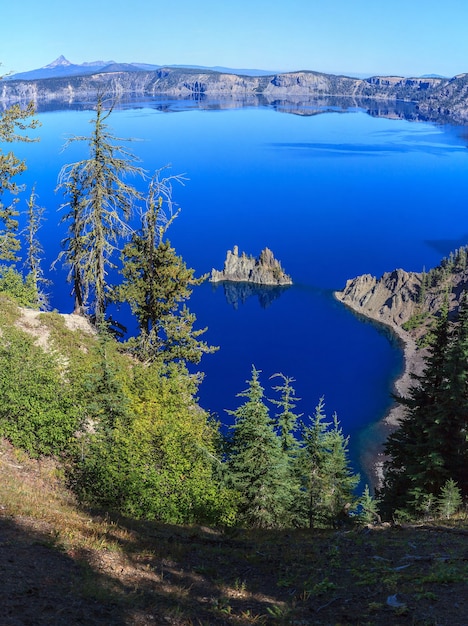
10;98;468;478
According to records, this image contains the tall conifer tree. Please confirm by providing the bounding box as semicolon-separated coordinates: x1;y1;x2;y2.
228;367;291;528
438;293;468;495
297;398;359;528
114;171;216;364
57;97;143;321
381;294;468;516
0;97;39;263
23;186;49;309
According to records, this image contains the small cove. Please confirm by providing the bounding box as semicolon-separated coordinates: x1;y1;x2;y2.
10;97;468;480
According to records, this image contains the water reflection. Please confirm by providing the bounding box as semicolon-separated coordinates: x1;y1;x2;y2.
14;94;457;126
211;281;291;309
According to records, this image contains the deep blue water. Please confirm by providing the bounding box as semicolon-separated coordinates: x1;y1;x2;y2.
10;99;468;478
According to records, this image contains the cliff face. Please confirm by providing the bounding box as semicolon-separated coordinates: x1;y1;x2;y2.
335;269;422;327
0;69;363;104
417;73;468;124
210;246;292;286
335;251;468;489
335;254;468;332
2;66;468;124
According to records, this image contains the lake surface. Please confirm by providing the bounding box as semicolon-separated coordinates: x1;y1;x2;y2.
10;97;468;478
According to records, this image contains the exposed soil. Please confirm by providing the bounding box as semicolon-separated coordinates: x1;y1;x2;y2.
1;439;467;625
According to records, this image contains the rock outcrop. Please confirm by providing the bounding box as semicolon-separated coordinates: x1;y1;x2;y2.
210;246;292;286
335;251;468;489
335;269;422;327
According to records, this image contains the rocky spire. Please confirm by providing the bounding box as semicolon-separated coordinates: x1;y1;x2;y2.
210;246;292;285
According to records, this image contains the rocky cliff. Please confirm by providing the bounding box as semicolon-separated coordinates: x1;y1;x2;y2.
2;66;468;124
210;246;292;286
335;250;468;332
335;269;422;327
335;251;468;488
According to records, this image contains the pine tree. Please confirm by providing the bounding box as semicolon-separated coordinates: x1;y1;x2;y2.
296;398;330;528
0;99;39;263
437;293;468;495
0;152;22;263
114;171;216;364
270;373;302;454
381;301;452;515
381;293;468;517
22;186;49;309
358;485;381;525
269;373;304;526
57;97;144;321
437;478;462;519
320;414;360;523
84;334;132;433
228;367;291;528
55;168;88;314
297;398;359;528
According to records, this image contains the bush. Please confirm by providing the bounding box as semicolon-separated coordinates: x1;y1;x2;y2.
67;359;235;525
0;265;39;308
0;326;79;456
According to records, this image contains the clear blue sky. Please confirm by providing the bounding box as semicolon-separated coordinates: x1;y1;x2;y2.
2;0;467;78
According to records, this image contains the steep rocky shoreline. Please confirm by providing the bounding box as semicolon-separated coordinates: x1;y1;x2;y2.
335;269;426;429
335;256;468;488
334;273;426;488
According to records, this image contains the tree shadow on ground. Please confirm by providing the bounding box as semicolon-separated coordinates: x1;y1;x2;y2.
0;516;127;625
2;510;468;625
0;513;287;625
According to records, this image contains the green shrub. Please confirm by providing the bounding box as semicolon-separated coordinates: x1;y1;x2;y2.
438;478;462;519
67;359;235;525
0;265;39;308
0;326;79;456
402;312;429;331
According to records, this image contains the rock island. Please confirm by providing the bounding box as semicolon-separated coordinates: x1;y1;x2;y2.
210;246;292;286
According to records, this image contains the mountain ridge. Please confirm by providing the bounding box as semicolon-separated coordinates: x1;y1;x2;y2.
7;55;276;81
2;57;468;124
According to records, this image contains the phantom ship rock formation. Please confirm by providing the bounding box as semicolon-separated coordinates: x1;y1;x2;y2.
210;246;292;286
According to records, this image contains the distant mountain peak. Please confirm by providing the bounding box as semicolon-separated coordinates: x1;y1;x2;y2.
45;55;72;68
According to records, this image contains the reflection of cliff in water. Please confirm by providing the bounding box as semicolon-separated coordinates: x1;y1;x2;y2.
212;281;291;310
21;95;454;125
264;96;425;121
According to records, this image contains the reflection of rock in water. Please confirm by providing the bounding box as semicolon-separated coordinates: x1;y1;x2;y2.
213;281;290;309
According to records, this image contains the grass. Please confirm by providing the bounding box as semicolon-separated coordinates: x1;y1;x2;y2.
1;437;468;624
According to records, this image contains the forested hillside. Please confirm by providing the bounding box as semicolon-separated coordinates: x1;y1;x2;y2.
0;93;366;530
1;82;467;525
1;72;468;625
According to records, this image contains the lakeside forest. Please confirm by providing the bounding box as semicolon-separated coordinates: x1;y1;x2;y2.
1;92;468;532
